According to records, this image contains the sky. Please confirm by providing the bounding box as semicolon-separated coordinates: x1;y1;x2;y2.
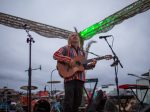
0;0;150;92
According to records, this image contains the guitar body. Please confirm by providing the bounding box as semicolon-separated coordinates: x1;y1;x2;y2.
57;55;112;79
57;56;85;79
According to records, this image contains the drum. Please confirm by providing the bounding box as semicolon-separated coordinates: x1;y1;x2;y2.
37;91;49;98
20;96;28;106
32;99;50;112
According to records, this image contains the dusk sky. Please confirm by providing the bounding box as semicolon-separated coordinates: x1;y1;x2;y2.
0;0;150;92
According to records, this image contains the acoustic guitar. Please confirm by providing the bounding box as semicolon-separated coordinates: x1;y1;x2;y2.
57;55;112;79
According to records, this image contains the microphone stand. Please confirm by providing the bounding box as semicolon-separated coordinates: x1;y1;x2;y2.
24;26;35;112
103;37;123;112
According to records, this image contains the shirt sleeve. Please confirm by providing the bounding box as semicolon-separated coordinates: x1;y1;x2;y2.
53;46;71;63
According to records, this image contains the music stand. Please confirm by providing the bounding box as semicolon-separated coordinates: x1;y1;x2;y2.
83;78;98;111
119;84;150;112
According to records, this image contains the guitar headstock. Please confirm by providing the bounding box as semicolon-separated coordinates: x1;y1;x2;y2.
104;55;113;60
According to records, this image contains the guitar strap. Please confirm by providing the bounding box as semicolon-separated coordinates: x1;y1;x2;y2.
67;45;70;57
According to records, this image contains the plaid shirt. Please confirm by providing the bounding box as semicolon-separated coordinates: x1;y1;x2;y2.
53;45;90;82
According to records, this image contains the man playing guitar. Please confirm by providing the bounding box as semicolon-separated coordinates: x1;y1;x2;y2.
53;32;111;112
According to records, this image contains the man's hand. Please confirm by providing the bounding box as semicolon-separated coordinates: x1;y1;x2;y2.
69;59;75;67
89;59;97;66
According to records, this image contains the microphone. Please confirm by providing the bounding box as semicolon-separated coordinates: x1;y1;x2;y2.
22;24;30;29
99;35;112;39
39;65;42;70
23;24;27;29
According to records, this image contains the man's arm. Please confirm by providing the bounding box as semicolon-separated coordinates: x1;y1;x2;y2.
53;47;71;64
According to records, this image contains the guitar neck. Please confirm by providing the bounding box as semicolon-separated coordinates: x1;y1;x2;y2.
84;56;105;64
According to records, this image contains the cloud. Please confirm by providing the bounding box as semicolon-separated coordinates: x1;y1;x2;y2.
0;0;150;91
